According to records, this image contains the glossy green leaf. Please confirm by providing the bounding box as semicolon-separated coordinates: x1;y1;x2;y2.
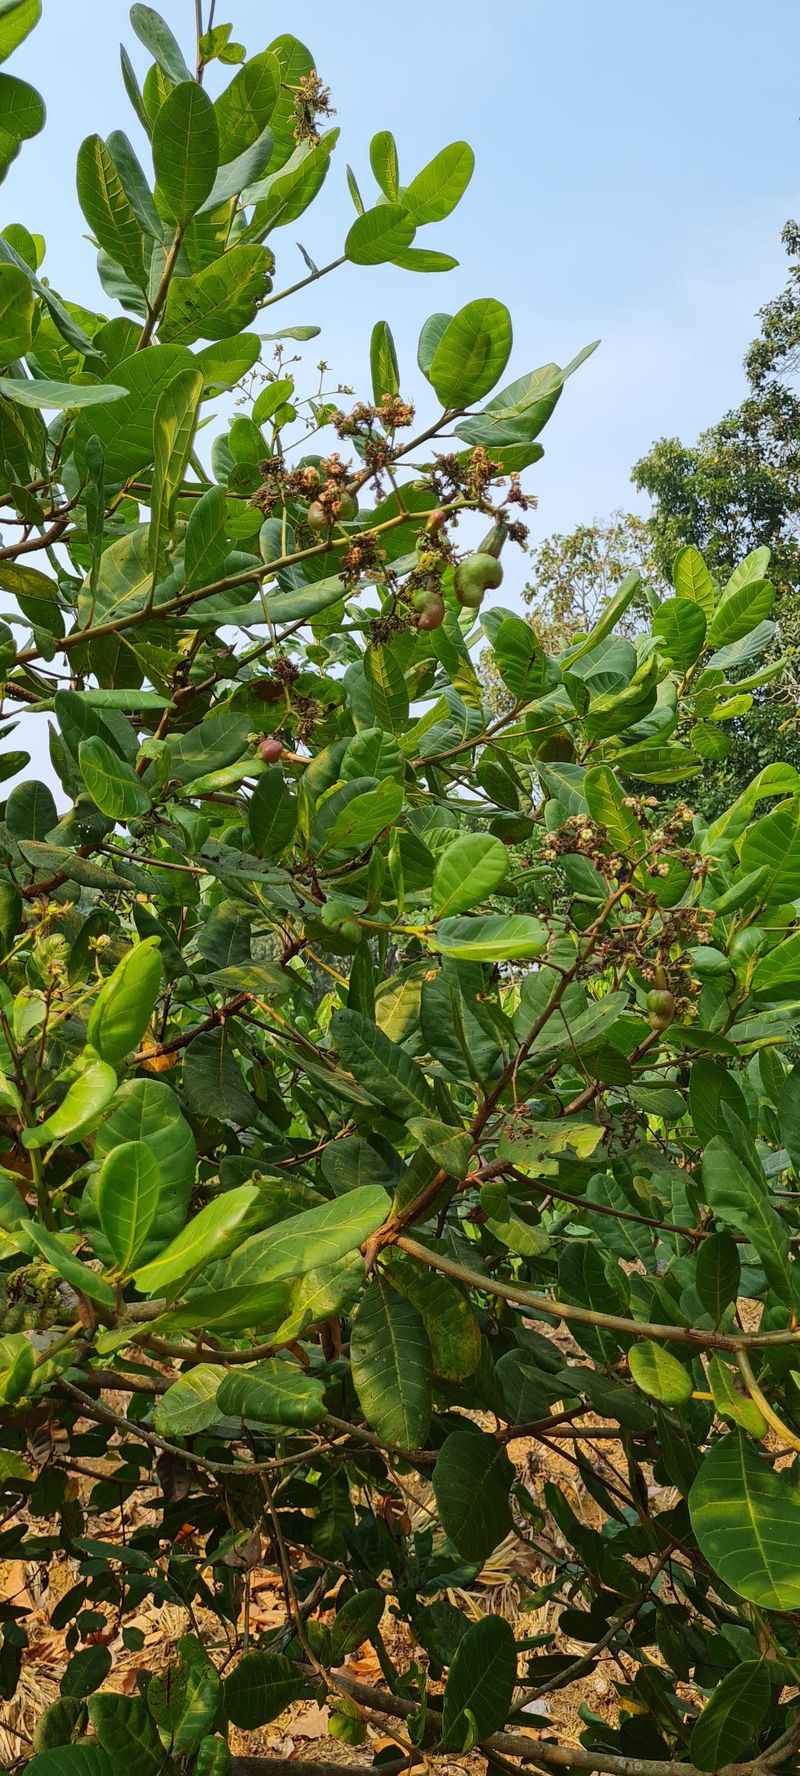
224;1653;309;1730
351;1276;432;1446
214;50;280;162
208;1187;389;1289
629;1340;692;1405
153;1364;226;1437
428;298;512;406
432;833;509;917
672;544;715;618
346;203;416;265
22;1059;117;1152
0;0;41;62
153;82;219;224
433;1424;513;1561
0;374;125;409
702;1137;792;1303
689;1660;771;1770
77;132;148;290
73;344;195;481
404;141;474;224
333;1008;437;1119
652;595;707;668
707;578;774;649
79;735;151;819
25;1222;115;1310
431;913;547;961
442;1615;515;1750
690;1433;800;1610
0;71;44;179
86;938;162;1067
370;318;399;401
217;1358;326;1426
129;4;192;83
149;365;203;578
132;1182;261;1294
159;244;273;344
97;1139;161;1272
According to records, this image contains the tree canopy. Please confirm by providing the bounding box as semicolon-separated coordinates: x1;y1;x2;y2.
4;9;800;1776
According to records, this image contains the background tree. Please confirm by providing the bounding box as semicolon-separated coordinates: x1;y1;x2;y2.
521;510;663;652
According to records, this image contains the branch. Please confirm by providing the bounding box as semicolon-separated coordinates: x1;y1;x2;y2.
395;1235;800;1353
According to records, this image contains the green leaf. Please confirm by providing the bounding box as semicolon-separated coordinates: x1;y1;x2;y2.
184;483;228;590
405;1118;471;1180
370;318;399;401
129;4;192;83
404;140;474;223
0;260;33;360
585;763;645;860
214;50;280;162
88;1693;163;1775
200;124;272;213
76;134;147;291
79;735;151;820
611;740;701;783
346;203;416;265
0;374;125;410
702;762;800;856
74;344;196;482
153;1364;226;1437
86;938;162;1068
689;1660;771;1770
330;1589;383;1660
153;82;219;224
160;244;273;344
26;1751;115;1776
326;776;403;850
707;579;774;649
369;130;399;198
740;796;800;904
0;71;44;180
390;245;458;272
433;1424;513;1561
217;1358;327;1426
97;1139;160;1272
149;365;203;578
672;544;715;618
225;1653;309;1730
695;1232;740;1324
707;1354;766;1437
432;834;509;917
629;1340;692;1406
690;1433;800;1610
333;1008;437;1120
702;1137;792;1303
248;766;296;857
0;0;41;63
132;1182;261;1294
652;595;707;669
364;641;410;732
92;1081;194;1270
442;1615;516;1750
148;1636;221;1757
386;1248;481;1380
431;913;547;962
25;1223;115;1311
493;613;551;700
428;298;512;407
22;1058;117;1152
752;926;800;999
351;1276;432;1446
211;1187;389;1288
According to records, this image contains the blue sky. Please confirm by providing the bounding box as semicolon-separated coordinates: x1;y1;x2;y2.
6;0;799;542
3;0;800;788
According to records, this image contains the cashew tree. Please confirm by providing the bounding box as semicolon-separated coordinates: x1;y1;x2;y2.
3;7;800;1776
